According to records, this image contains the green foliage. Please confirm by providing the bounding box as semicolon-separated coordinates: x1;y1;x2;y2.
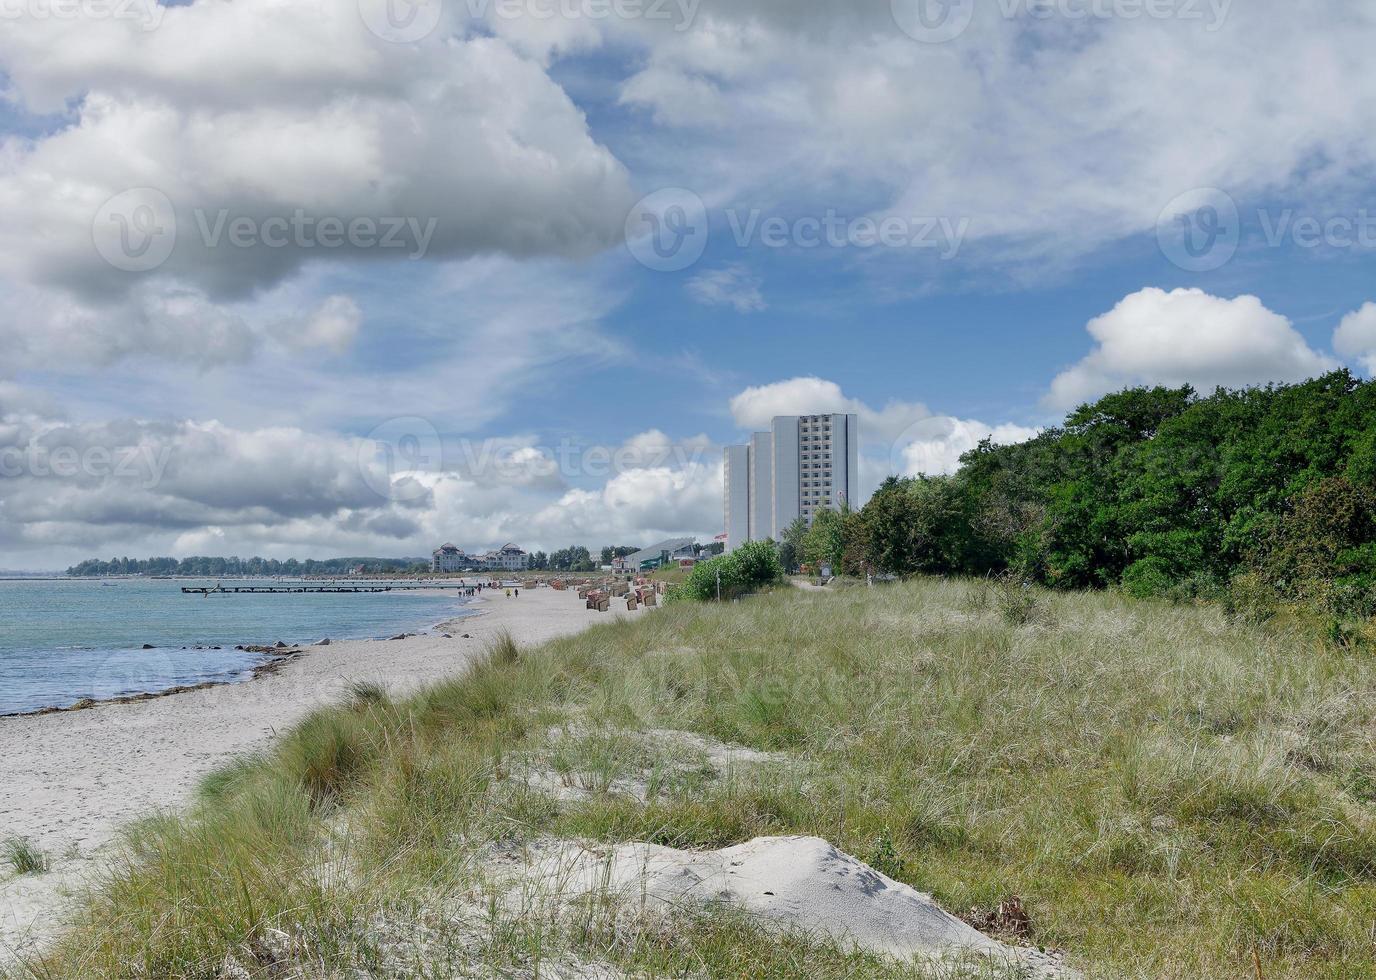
669;540;783;602
2;836;48;876
799;503;866;574
1255;476;1376;617
548;546;596;572
343;681;389;712
856;476;986;576
775;516;809;573
847;372;1376;617
67;555;423;577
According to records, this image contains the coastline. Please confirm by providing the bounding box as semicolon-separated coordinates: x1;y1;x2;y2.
0;586;649;960
0;581;482;719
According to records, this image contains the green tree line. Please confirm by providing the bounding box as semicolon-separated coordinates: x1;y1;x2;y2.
794;371;1376;618
67;556;428;577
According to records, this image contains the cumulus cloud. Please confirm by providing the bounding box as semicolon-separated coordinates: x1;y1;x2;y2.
729;377;933;443
686;265;766;312
0;389;725;567
1334;303;1376;375
1047;288;1339;409
896;418;1042;478
0;0;634;372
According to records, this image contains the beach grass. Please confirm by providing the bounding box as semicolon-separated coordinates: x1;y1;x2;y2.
13;579;1376;978
1;838;48;877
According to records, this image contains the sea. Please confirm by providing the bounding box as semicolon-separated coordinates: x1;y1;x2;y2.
0;578;477;716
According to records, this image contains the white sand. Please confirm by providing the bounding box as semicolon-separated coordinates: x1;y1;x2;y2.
500;835;1070;972
0;586;645;959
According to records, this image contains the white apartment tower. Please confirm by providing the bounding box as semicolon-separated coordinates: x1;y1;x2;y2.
723;414;859;547
723;445;751;553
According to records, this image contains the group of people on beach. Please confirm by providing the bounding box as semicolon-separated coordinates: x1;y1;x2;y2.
458;581;514;598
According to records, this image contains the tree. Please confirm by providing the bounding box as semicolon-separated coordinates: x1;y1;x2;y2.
833;371;1376;605
801;505;854;572
1256;476;1376;615
775;516;808;573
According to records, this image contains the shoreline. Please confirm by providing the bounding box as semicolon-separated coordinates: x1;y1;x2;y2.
0;586;649;960
0;584;484;720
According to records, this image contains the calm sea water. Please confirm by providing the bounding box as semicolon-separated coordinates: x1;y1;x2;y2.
0;578;475;715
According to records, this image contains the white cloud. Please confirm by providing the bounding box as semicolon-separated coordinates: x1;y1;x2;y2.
898;418;1042;478
589;1;1376;278
0;387;725;567
1334;302;1376;375
0;0;634;372
1047;288;1339;409
686;265;766;312
272;295;362;355
729;376;932;443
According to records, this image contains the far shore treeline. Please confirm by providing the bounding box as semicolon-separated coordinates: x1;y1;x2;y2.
66;546;656;578
65;556;432;578
790;370;1376;624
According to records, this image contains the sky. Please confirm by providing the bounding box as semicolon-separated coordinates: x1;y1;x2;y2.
3;0;1376;569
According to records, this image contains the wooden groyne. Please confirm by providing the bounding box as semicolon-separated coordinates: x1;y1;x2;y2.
181;584;477;595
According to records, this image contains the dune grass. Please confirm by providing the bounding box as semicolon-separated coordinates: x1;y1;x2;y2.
13;579;1376;978
2;838;48;877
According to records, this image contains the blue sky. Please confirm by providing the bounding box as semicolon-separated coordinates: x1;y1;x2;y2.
2;0;1375;568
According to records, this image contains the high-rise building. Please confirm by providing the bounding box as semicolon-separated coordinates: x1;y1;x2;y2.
723;446;751;553
723;413;859;548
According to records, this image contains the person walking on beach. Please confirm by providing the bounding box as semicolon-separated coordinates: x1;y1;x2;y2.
514;587;520;598
505;588;511;598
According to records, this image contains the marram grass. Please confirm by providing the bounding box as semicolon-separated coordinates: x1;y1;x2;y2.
13;579;1376;978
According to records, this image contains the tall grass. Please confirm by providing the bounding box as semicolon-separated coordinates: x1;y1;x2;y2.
2;838;48;876
16;580;1376;979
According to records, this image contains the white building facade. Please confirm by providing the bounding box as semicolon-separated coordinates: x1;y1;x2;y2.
432;543;529;572
724;446;751;554
483;544;530;572
723;414;859;548
431;544;467;573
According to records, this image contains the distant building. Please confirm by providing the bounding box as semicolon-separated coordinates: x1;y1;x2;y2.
724;413;859;547
431;543;467;573
483;543;529;572
724;446;750;554
613;537;697;573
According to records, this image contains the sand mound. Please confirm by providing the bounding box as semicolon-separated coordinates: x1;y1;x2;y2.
501;835;1068;973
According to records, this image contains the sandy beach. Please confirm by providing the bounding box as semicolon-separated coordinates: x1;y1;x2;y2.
0;585;648;959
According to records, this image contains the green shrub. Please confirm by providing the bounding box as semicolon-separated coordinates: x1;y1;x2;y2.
668;540;783;602
1122;556;1175;599
992;573;1043;625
